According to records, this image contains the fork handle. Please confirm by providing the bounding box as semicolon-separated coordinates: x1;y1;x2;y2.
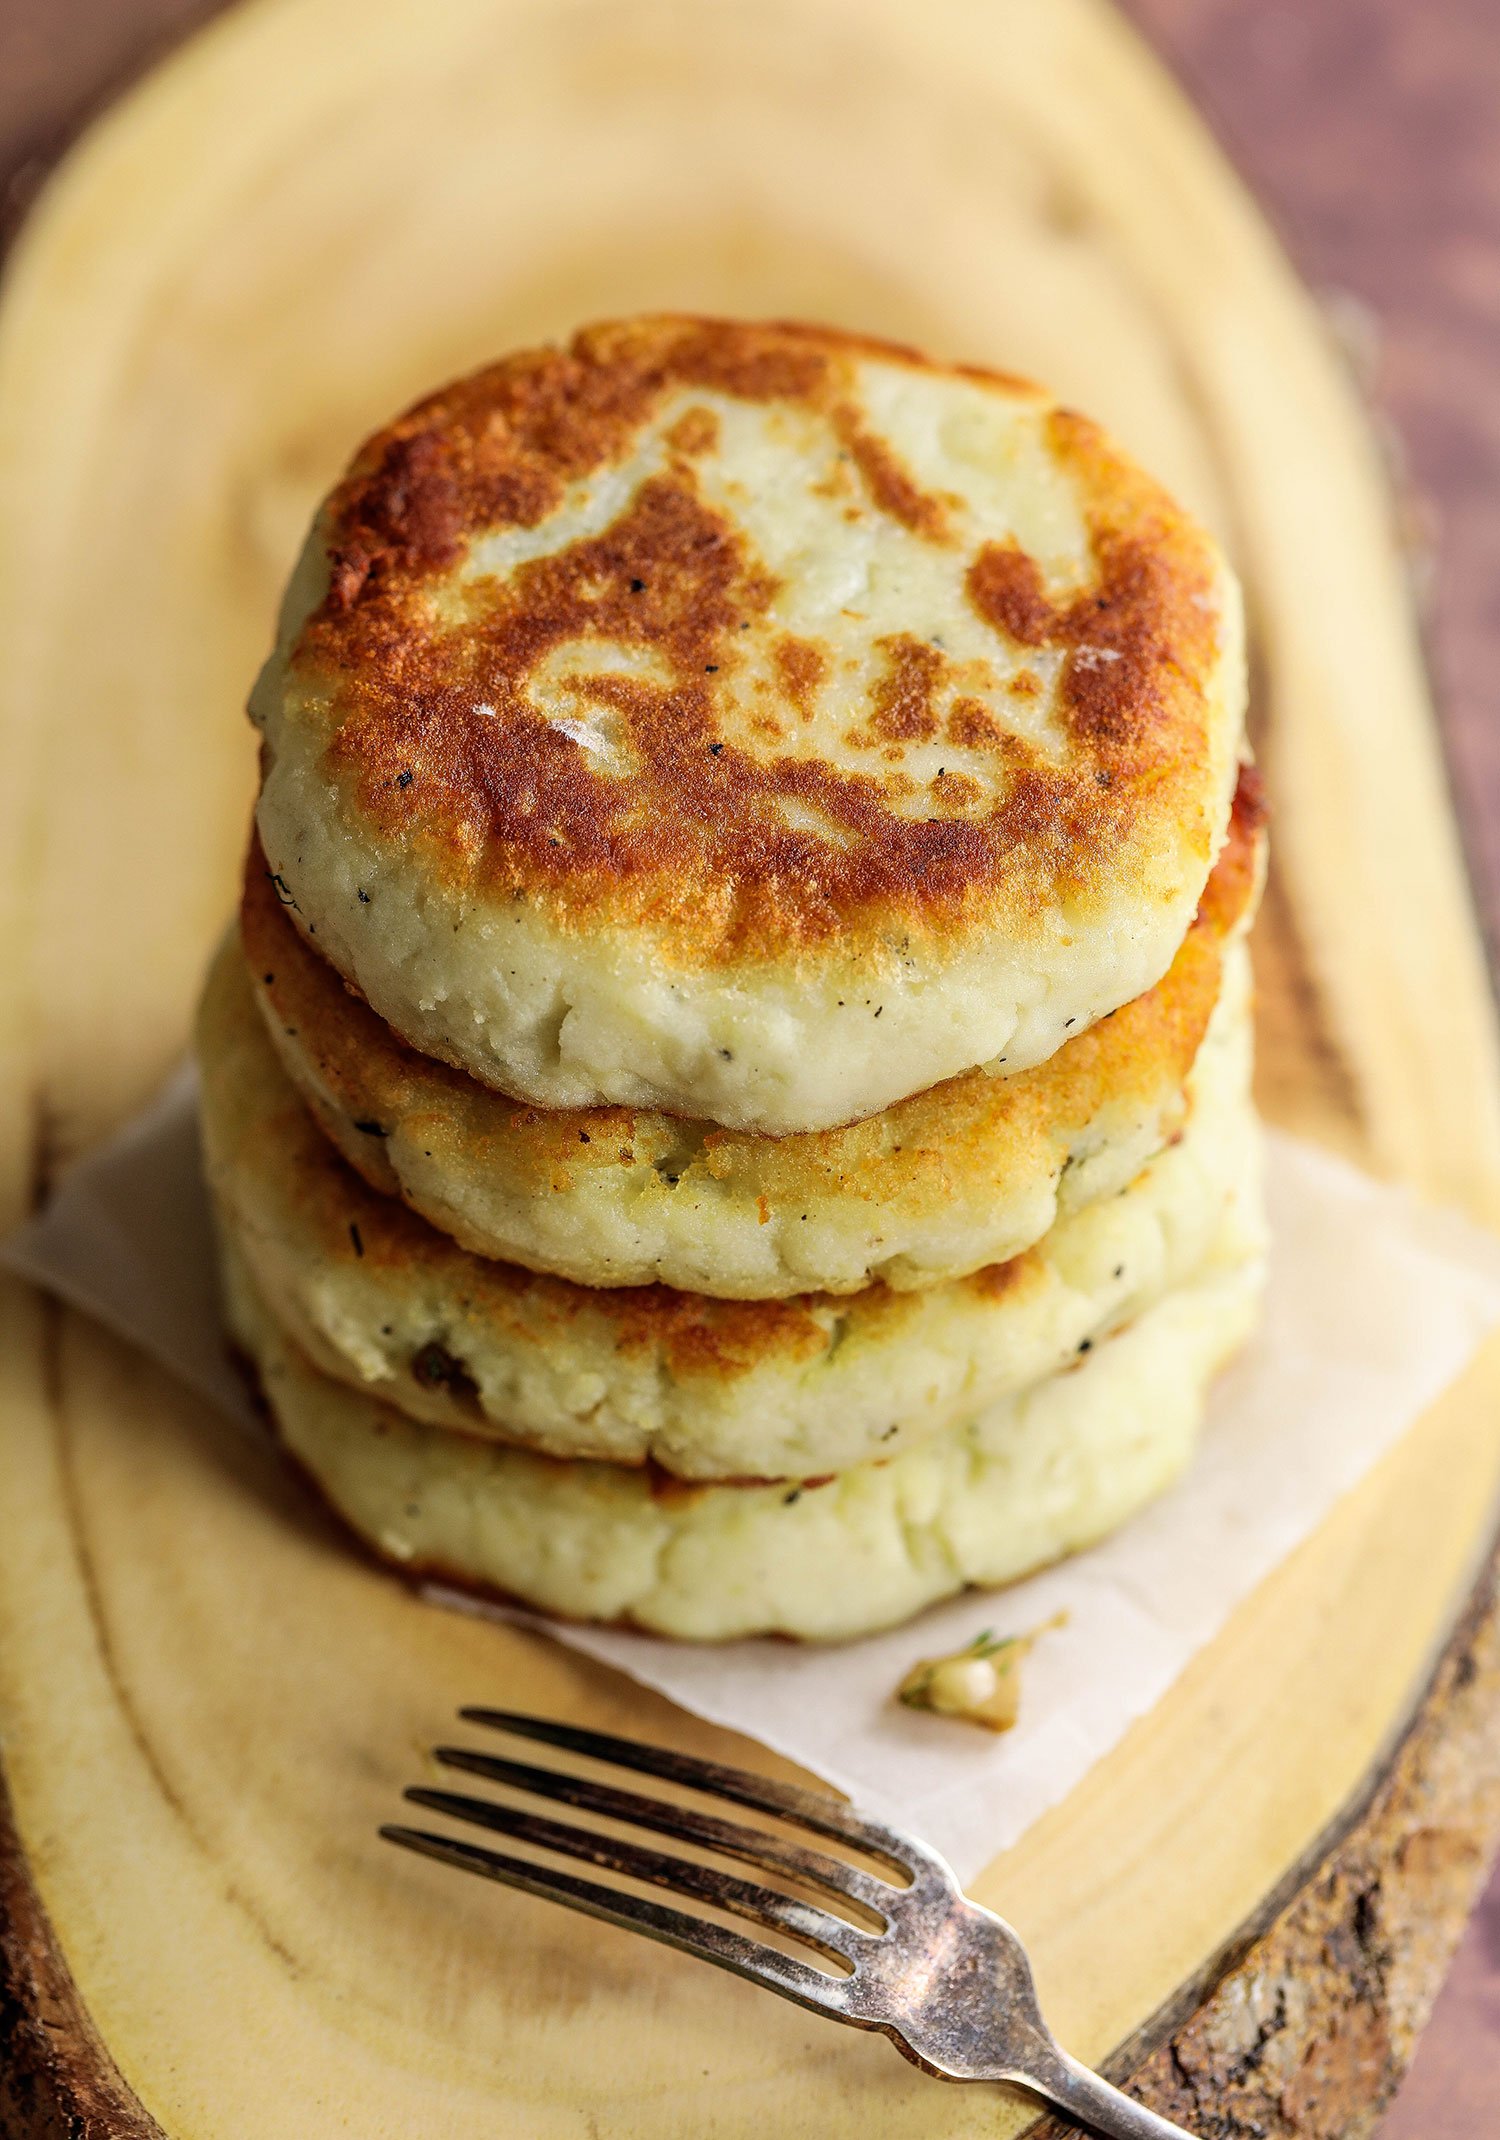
1023;2045;1201;2140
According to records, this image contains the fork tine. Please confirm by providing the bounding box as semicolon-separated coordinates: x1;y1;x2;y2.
432;1746;893;1920
403;1788;865;1964
380;1825;854;2020
459;1709;936;1880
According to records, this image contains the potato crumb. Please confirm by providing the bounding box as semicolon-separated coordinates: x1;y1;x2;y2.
896;1612;1068;1732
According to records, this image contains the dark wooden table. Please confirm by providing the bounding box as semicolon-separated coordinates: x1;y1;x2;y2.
3;1;1497;2128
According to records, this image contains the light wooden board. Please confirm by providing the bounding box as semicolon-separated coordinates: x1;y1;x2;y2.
3;1;1500;2133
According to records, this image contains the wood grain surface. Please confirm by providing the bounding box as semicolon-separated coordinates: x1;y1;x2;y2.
1076;15;1500;2123
1;3;1497;2134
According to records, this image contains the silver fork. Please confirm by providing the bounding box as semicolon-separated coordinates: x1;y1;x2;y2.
382;1709;1198;2139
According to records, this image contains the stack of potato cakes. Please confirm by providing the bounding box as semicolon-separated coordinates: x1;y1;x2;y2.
200;316;1265;1643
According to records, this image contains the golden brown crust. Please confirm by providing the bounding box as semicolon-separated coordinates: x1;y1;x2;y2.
215;1012;894;1388
209;955;841;1392
240;772;1262;1289
283;316;1233;963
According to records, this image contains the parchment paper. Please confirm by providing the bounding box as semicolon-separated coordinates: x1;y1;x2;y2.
8;1074;1500;1881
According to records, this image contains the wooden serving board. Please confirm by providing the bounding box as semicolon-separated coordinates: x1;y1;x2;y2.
4;2;1500;2132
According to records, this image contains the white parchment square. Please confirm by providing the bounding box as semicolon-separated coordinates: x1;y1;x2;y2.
7;1079;1500;1881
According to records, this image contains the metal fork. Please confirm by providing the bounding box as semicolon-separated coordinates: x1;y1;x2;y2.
382;1709;1197;2139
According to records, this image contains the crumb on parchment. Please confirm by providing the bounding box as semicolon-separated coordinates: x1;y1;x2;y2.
895;1612;1069;1733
